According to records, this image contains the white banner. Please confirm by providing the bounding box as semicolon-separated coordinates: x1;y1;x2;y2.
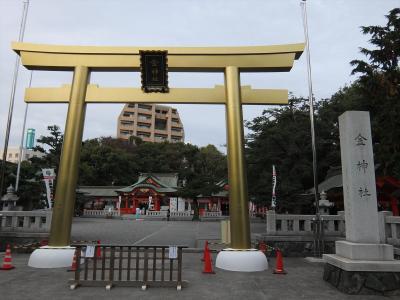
42;168;56;209
272;165;277;208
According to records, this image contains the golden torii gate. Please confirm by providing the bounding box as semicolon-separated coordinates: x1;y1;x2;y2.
12;42;303;270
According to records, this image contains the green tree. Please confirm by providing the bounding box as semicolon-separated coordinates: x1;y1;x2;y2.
316;84;365;168
79;137;139;186
246;96;340;213
16;161;44;209
350;8;400;176
33;125;63;172
178;144;227;220
1;160;45;210
135;141;187;173
246;98;313;213
1;161;17;196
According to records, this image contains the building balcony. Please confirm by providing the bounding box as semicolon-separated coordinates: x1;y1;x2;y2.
171;126;183;130
154;129;168;135
119;129;133;137
119;122;134;128
138;104;153;110
137;117;152;123
119;118;133;124
171;130;183;136
155;113;167;119
119;126;134;133
136;131;151;138
137;126;152;132
137;108;153;115
121;113;134;119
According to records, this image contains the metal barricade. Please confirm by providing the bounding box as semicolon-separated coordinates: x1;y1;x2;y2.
69;244;188;291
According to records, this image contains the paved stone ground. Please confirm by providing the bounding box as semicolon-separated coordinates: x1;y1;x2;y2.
0;253;395;300
70;218;267;248
0;218;398;299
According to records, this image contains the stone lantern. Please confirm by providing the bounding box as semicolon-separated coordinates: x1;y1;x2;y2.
1;184;19;211
319;190;334;215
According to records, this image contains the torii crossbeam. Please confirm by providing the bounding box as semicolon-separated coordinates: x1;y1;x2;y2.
12;42;303;270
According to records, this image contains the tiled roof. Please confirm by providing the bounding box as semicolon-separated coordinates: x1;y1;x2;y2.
115;173;178;194
138;173;178;188
77;186;125;197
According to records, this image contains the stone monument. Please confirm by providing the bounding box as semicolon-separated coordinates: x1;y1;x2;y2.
323;111;400;294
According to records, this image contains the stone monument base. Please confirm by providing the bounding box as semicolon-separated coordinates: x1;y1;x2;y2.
335;240;394;260
323;261;400;295
323;254;400;295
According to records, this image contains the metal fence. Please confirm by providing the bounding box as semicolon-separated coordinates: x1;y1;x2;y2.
69;244;188;291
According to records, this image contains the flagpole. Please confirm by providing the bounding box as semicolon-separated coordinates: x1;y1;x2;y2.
0;0;30;195
301;0;322;257
300;0;319;214
15;71;33;192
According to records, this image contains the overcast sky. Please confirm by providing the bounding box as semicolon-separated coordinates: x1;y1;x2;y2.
0;0;398;152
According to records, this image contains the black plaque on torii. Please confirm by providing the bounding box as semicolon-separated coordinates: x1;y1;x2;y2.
140;50;169;93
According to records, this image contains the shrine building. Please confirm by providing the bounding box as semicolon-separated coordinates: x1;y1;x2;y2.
77;173;186;214
116;173;180;214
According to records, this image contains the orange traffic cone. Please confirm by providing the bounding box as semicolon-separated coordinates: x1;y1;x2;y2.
201;240;209;262
67;249;78;272
273;249;286;274
1;244;15;270
96;240;101;258
202;246;215;274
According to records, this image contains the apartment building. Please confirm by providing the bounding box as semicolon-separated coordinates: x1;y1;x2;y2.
117;104;184;143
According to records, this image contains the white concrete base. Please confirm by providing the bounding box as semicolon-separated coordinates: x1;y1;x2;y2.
335;241;393;260
215;248;268;272
323;254;400;272
28;246;76;268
